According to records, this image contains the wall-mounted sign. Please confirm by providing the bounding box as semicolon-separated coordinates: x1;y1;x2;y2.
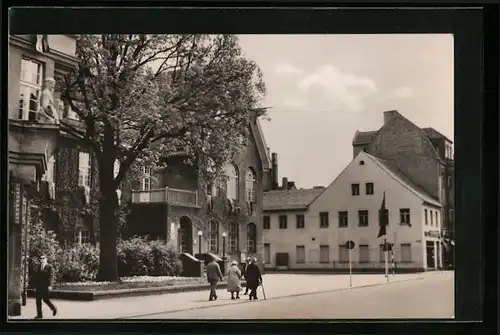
424;230;441;238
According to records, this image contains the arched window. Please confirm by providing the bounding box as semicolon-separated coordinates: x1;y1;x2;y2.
224;163;239;200
228;222;239;253
208;220;219;253
247;222;257;253
245;168;257;203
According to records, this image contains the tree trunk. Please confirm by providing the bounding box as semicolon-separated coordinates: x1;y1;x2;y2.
98;191;119;281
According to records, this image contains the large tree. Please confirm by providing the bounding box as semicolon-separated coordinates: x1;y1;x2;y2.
59;34;266;281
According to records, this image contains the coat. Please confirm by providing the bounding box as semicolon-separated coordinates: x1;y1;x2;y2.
206;261;223;283
226;265;242;292
244;263;262;290
34;263;53;293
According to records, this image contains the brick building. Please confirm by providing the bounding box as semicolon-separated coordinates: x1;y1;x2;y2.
352;110;454;266
127;117;272;268
8;35;79;316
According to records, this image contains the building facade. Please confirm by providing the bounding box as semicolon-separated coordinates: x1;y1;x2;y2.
352;110;454;266
8;35;79;316
263;151;443;272
127;117;271;269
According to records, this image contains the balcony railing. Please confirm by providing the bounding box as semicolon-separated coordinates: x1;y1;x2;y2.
132;187;199;208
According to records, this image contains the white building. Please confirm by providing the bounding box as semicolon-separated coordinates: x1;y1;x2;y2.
263;151;443;272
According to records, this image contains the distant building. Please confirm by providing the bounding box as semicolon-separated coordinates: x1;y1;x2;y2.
263;151;443;272
352;110;454;267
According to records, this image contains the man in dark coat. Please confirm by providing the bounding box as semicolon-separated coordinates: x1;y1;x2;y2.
243;257;251;295
206;255;223;301
244;257;262;300
34;255;57;319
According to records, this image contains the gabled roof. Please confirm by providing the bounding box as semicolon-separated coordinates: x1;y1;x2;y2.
263;188;325;211
352;130;378;145
363;152;441;206
422;127;452;143
250;117;271;170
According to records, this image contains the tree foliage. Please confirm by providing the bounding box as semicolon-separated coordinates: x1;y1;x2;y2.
58;34;267;280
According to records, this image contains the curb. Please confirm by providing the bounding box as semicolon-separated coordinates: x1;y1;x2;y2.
121;276;424;319
27;281;247;301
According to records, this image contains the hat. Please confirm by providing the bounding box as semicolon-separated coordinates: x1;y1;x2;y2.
246;257;252;262
231;260;238;265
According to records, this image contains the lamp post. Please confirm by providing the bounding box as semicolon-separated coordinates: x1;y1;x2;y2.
222;232;227;273
198;230;203;255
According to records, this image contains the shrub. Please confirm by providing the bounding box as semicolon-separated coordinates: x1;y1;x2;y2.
117;237;182;277
26;216;62;288
56;243;100;282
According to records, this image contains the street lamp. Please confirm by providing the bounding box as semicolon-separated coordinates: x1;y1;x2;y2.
198;230;203;255
222;232;227;260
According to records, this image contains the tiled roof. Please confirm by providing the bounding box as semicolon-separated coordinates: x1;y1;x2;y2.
352;130;378;145
364;152;440;205
422;127;452;143
263;188;324;211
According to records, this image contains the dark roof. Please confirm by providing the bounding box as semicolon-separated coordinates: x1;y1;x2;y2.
263;188;324;211
366;153;439;202
352;130;378;145
422;127;452;143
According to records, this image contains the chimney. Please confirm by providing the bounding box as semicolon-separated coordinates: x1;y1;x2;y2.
282;177;288;190
271;153;278;190
383;110;399;125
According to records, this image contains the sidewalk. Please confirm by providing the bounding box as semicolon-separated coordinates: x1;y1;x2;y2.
10;272;440;320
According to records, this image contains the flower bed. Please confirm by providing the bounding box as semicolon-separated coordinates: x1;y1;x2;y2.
53;275;218;292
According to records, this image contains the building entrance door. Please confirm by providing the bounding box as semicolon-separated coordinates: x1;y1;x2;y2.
426;241;435;269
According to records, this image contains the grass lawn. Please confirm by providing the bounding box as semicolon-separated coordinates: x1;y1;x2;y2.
53;276;219;292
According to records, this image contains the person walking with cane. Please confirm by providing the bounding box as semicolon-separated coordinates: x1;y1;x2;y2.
244;257;262;300
34;255;57;319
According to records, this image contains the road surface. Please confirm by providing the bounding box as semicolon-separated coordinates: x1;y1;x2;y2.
128;271;454;319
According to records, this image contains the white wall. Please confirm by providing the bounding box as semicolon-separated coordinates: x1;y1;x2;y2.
263;152;434;270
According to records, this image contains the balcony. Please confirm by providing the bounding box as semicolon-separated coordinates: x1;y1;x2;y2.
132;187;199;208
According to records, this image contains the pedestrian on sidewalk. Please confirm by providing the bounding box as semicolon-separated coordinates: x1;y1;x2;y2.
34;255;57;319
243;257;251;295
227;260;242;300
244;257;262;300
206;255;223;301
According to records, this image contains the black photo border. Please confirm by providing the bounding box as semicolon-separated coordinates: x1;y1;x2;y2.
3;4;498;335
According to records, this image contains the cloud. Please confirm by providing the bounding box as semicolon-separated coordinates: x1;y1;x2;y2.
275;62;304;76
386;86;415;100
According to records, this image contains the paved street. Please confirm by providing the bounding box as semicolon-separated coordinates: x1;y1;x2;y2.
10;271;453;320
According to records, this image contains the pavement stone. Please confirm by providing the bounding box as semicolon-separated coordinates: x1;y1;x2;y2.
10;271;440;320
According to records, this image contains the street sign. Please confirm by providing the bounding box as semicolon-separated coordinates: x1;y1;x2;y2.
345;240;355;250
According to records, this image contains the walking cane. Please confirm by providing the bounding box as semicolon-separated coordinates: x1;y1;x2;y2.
261;280;267;300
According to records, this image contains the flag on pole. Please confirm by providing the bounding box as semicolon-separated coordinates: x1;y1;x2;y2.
377;192;389;238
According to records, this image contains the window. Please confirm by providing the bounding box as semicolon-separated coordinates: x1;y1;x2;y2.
358;210;369;227
208;221;219;253
43;155;56;182
359;245;370;263
246;223;257;253
400;244;412;263
245;168;257;203
264;243;271;264
78;152;91;187
365;182;374;195
351;183;360;196
74;225;90;245
296;215;305;229
430;210;434;226
228;222;239;253
224;163;239;200
19;58;43;121
319;212;329;228
400;208;411;225
263;215;270;230
435;211;439;228
379;244;386;263
296;246;305;264
279;215;287;229
338;211;348;227
142;167;152;191
339;245;349;263
424;209;428;225
319;245;330;263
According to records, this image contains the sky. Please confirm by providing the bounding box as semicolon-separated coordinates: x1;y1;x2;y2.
238;34;454;189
